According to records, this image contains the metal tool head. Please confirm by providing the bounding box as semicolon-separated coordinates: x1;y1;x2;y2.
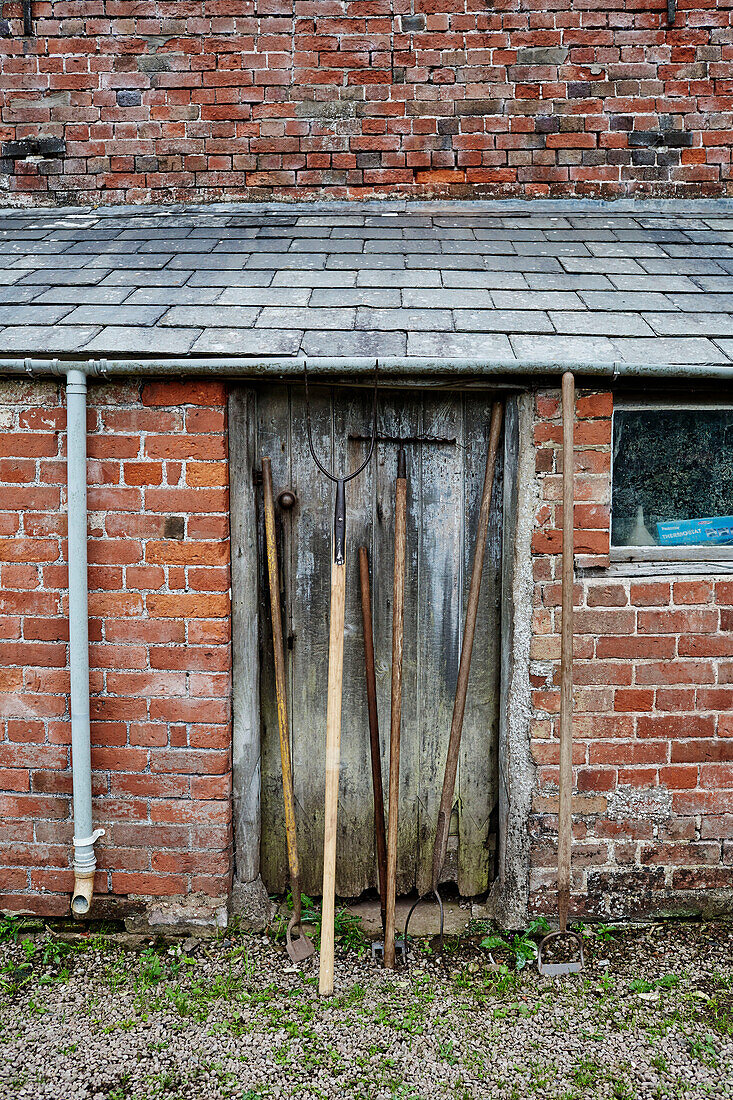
537;930;584;977
286;916;315;963
304;361;378;486
371;939;407;963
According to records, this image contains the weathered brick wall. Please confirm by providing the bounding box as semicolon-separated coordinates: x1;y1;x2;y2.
0;379;232;917
530;389;733;921
2;378;732;921
0;1;731;204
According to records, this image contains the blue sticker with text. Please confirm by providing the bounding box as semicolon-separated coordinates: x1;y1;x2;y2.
656;516;733;546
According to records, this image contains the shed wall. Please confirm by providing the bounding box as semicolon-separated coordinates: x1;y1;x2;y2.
0;379;233;916
529;389;733;920
0;378;731;921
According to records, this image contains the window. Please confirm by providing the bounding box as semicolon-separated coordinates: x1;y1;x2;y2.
611;405;733;562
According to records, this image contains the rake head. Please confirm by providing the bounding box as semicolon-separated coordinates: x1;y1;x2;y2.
537;930;584;977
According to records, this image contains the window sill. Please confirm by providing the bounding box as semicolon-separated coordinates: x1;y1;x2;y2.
580;546;733;578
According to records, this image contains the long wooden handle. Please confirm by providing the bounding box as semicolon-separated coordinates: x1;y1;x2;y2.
318;557;346;997
262;458;302;924
384;457;407;969
558;371;575;932
359;546;387;933
432;401;504;893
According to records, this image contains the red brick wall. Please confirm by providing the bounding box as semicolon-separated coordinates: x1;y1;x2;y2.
530;389;733;920
1;378;732;921
0;379;232;917
0;1;731;204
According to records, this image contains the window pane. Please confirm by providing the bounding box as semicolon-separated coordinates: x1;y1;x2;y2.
612;409;733;548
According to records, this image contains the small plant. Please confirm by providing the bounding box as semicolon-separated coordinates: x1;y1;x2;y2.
438;1038;458;1065
688;1033;718;1066
270;892;366;954
651;1053;668;1074
572;1056;601;1087
480;917;550;970
630;973;679;995
0;915;22;944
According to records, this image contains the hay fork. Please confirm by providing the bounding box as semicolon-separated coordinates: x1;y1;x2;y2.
305;366;378;996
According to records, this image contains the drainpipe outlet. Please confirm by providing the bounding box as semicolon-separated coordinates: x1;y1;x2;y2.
71;828;105;917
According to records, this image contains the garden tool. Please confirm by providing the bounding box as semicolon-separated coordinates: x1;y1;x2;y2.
384;448;407;970
262;457;314;964
305;367;378;997
404;401;504;958
537;371;584;978
358;546;389;957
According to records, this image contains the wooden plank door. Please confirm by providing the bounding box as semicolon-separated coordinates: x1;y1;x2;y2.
254;384;502;899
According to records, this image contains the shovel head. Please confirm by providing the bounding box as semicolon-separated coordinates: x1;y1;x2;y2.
286;918;315;963
537;930;584;977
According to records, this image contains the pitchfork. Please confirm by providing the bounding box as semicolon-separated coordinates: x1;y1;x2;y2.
305;365;378;996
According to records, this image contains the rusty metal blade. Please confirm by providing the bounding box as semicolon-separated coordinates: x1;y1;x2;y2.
537;930;584;977
286;917;315;963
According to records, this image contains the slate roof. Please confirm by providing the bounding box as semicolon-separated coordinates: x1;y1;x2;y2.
1;200;732;365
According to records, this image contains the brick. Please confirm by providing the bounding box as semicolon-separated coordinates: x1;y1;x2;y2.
586;584;627;607
658;765;699;789
638;716;716;740
146;593;230;619
673;581;713;605
141;382;227;407
638;609;718;634
614;689;654;712
672;740;731;764
629;582;670;607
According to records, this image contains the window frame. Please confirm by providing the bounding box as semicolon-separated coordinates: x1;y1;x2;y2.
610;398;733;567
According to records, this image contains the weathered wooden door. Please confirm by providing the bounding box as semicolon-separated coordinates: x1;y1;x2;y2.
255;384;502;899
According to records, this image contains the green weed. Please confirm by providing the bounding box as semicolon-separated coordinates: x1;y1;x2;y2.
629;973;679;995
688;1033;718;1066
480;917;550;970
270;893;366;954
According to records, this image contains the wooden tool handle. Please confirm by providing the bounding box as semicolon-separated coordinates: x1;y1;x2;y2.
262;459;301;901
558;372;575;932
432;401;504;892
318;556;346;997
384;458;407;969
359;546;387;931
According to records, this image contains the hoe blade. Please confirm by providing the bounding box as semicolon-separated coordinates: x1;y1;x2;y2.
286;920;315;963
537;931;584;977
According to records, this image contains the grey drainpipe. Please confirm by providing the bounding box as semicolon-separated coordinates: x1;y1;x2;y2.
66;368;104;916
6;352;730;917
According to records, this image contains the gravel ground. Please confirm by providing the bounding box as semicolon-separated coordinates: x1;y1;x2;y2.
0;916;731;1100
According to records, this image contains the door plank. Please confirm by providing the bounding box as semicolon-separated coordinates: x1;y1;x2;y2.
457;395;503;896
229;387;261;885
257;384;293;893
372;391;422;895
415;392;463;896
332;385;378;896
287;382;335;896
